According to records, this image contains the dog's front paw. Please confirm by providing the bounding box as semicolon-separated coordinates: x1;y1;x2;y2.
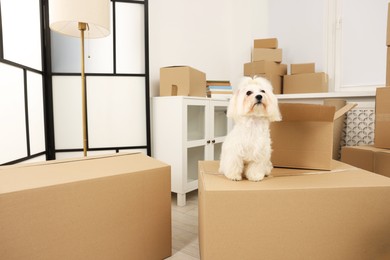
224;172;243;181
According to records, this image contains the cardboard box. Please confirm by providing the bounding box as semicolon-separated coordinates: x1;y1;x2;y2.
283;72;328;94
375;87;390;148
0;153;172;260
160;66;206;97
252;48;282;63
198;160;390;260
256;73;283;94
386;47;390;85
341;145;390;178
290;63;315;74
270;103;356;170
254;38;278;49
244;60;287;76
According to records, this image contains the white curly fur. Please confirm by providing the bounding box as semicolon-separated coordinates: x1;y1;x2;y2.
219;76;281;181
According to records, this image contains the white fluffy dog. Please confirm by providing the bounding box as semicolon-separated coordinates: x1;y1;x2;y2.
219;77;281;181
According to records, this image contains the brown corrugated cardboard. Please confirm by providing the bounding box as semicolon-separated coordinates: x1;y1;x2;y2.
386;47;390;85
324;99;347;160
257;73;283;94
0;153;172;260
283;72;328;94
198;160;390;260
270;103;356;170
375;87;390;148
252;48;282;62
160;66;206;97
254;38;278;49
290;63;315;74
244;60;287;76
341;145;390;178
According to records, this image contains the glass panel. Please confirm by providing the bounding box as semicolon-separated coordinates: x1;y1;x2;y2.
0;63;27;164
50;2;114;73
115;2;145;73
187;146;204;183
341;0;387;88
214;106;228;137
187;105;205;141
87;76;146;148
1;0;42;70
27;71;45;154
52;76;83;149
213;142;222;160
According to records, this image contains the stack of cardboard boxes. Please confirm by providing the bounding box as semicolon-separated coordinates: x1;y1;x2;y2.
243;38;287;94
283;63;328;94
340;3;390;177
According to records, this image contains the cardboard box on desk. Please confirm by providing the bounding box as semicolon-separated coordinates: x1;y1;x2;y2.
0;153;172;260
198;160;390;260
270;103;356;170
375;87;390;149
160;66;206;97
341;145;390;178
283;72;328;94
253;38;278;49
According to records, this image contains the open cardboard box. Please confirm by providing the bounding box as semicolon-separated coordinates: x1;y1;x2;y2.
198;160;390;260
271;102;356;170
0;153;172;260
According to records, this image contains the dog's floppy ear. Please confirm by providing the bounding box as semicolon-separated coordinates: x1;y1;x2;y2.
226;88;238;119
266;90;282;122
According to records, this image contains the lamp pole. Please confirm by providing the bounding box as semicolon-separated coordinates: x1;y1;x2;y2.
79;22;88;157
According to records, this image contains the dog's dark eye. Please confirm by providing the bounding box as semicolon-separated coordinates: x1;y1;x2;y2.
260;90;266;93
246;91;253;96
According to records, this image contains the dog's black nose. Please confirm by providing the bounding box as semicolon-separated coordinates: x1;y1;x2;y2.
256;95;263;102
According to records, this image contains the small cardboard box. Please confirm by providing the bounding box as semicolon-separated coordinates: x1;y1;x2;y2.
0;153;172;260
256;73;283;94
270;103;356;170
252;48;282;63
160;66;206;97
253;38;278;49
198;160;390;260
283;72;328;94
375;87;390;148
290;63;315;74
341;145;390;178
244;60;287;76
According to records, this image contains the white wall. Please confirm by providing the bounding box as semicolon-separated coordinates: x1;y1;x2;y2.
149;0;268;96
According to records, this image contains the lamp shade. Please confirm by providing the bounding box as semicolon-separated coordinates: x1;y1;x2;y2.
49;0;110;38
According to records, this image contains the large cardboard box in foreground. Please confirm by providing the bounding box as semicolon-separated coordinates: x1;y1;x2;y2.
0;153;172;260
160;66;206;97
341;145;390;178
375;87;390;148
198;160;390;260
270;103;355;170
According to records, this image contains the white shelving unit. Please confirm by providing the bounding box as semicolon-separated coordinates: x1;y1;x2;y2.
153;96;229;206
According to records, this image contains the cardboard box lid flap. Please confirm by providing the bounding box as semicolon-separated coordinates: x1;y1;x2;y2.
0;153;170;194
278;103;335;122
334;103;357;120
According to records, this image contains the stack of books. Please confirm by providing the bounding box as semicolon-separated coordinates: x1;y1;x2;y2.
206;80;233;99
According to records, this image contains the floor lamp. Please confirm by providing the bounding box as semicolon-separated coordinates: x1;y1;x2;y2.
49;0;110;157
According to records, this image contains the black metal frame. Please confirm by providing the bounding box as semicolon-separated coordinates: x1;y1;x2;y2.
0;0;151;165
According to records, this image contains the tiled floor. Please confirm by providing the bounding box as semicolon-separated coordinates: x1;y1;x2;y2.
165;191;200;260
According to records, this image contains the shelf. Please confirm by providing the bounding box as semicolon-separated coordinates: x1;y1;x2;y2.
276;91;376;100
